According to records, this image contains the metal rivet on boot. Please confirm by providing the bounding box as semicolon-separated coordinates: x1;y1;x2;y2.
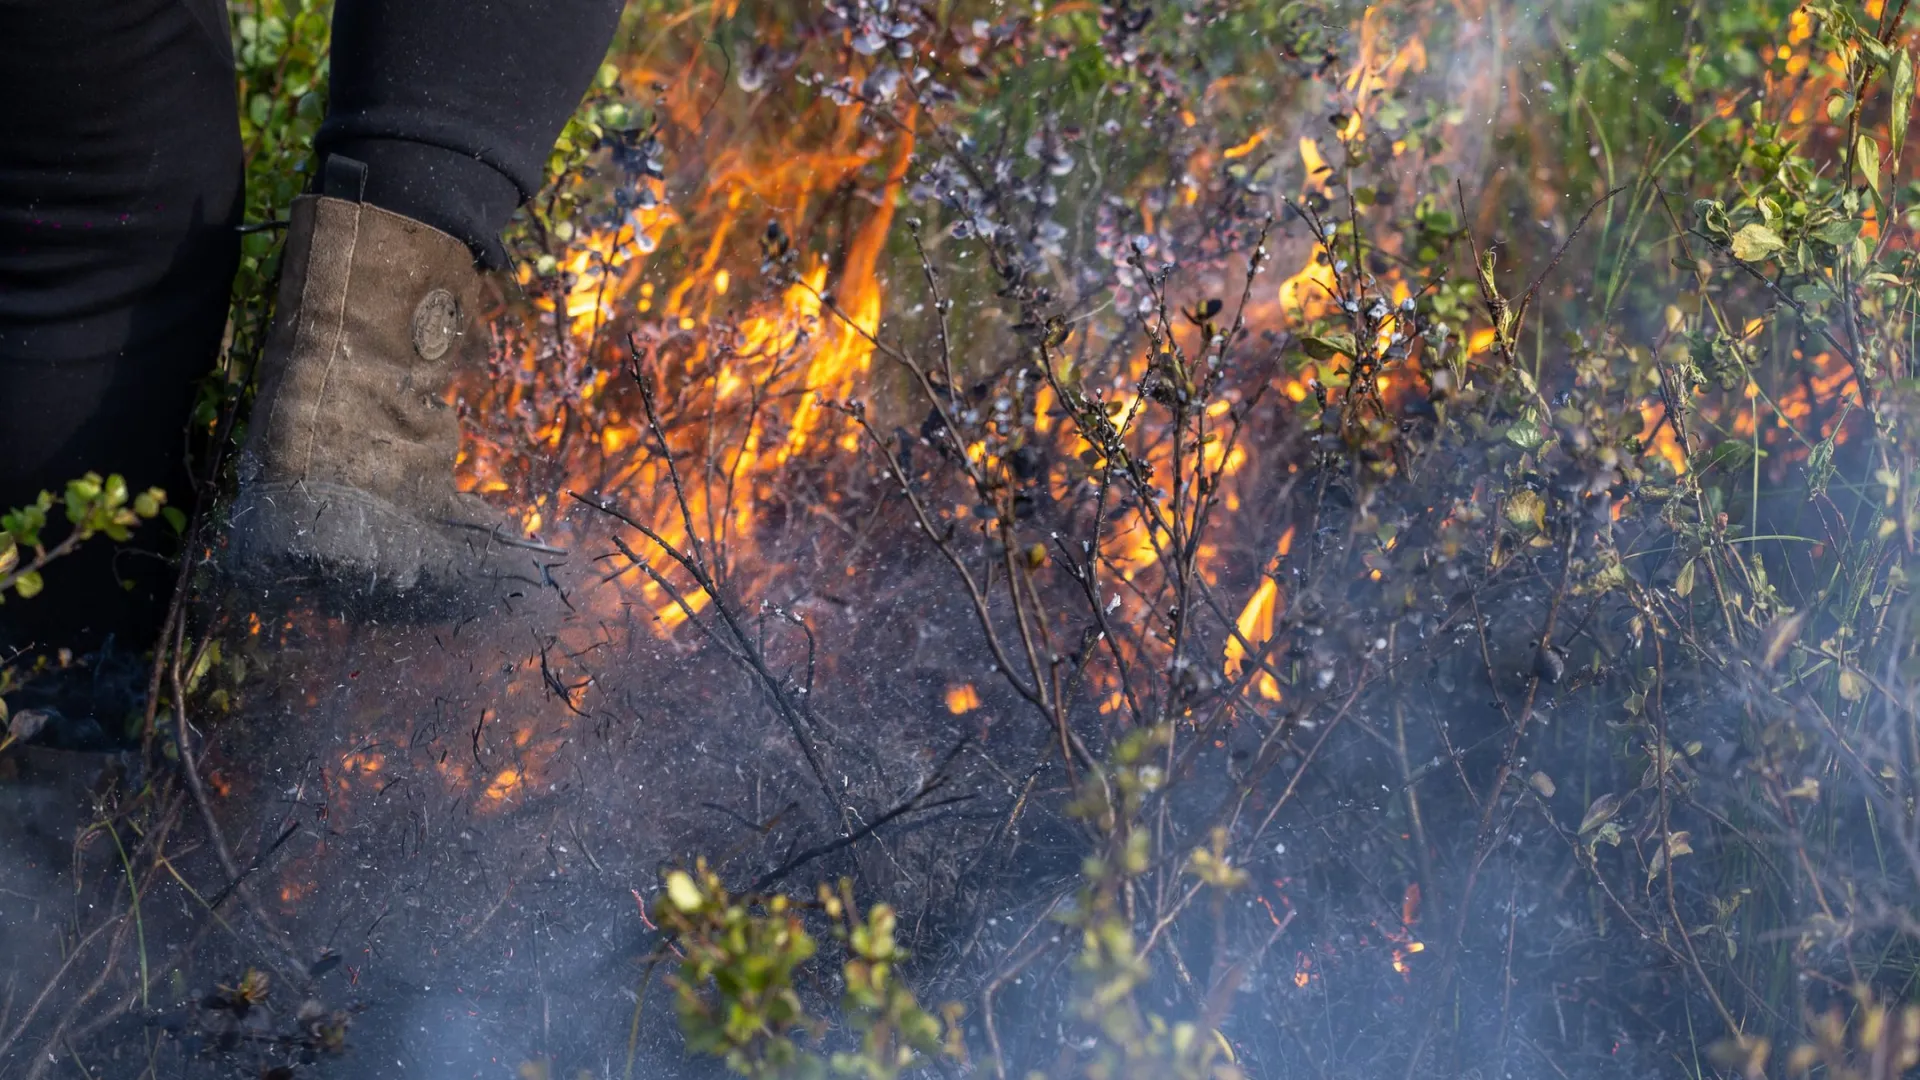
411;288;459;360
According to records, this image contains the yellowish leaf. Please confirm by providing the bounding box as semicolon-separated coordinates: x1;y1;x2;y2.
1505;489;1546;533
1761;612;1805;667
1648;830;1693;883
1838;669;1866;701
1730;223;1786;262
666;870;704;913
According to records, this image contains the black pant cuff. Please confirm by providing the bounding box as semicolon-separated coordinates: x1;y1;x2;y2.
321;138;521;270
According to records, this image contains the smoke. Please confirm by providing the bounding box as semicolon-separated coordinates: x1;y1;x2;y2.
0;766;76;974
0;751;135;1074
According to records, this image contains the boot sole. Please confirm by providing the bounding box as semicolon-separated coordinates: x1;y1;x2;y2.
224;481;544;622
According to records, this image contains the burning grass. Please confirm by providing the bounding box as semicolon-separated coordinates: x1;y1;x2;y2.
5;0;1920;1077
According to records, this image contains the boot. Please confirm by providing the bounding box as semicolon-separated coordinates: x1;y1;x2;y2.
227;158;559;617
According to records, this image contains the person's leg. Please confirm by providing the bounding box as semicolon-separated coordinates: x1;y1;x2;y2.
0;0;242;657
319;0;628;268
227;0;622;613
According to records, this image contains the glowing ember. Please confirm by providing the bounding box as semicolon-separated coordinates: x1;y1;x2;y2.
485;768;524;802
946;684;981;715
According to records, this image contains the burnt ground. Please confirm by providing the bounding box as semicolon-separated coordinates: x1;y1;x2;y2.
1;466;1786;1080
1;506;1040;1080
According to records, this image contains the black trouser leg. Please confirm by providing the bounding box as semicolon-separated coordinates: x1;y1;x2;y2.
0;0;242;656
319;0;627;267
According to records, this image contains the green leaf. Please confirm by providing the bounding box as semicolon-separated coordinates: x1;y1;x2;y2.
1704;439;1755;471
1729;223;1785;262
1504;421;1545;451
1675;558;1696;598
1893;50;1914;161
3;495;49;548
1694;199;1731;240
1856;135;1884;199
1299;333;1359;361
12;571;43;599
1813;218;1861;246
1579;792;1624;835
67;472;101;502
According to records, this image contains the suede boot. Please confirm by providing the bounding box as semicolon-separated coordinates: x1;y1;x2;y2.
227;165;558;616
